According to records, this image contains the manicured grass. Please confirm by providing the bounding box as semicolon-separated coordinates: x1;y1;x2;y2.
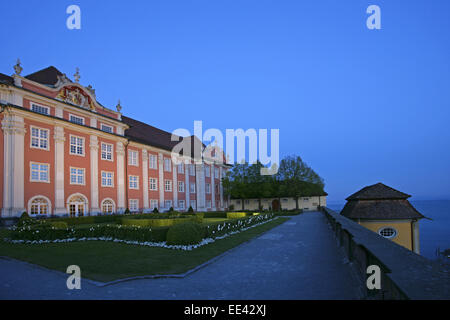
0;217;288;282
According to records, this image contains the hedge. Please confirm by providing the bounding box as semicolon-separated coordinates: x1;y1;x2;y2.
166;222;205;245
226;212;247;219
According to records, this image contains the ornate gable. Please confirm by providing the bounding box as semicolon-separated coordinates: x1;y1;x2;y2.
55;85;96;110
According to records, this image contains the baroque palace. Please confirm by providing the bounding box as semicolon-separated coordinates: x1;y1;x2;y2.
0;61;229;218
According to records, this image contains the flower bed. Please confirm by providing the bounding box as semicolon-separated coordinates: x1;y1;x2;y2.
5;213;276;251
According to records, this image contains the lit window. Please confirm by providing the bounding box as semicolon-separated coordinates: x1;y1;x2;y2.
31;103;49;115
129;176;139;189
31;127;49;150
70;167;85;185
69;114;85;125
128;150;138;166
70;135;84;155
30;163;49;182
101;171;114;187
149;178;158;191
30;197;49;215
101;143;113;161
379;227;397;239
164;180;172;192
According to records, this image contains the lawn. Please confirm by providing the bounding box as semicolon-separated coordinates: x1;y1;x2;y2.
0;217;288;282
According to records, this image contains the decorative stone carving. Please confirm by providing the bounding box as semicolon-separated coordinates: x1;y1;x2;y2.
13;59;23;76
56;87;95;110
74;68;80;83
54;74;71;87
116;99;122;113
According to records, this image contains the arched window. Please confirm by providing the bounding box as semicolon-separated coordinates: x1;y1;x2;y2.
101;199;115;214
67;194;88;217
378;227;398;239
30;197;49;215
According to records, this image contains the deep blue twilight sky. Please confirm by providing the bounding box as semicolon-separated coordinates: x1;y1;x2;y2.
1;0;449;202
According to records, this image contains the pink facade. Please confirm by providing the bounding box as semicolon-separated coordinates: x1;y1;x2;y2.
0;66;228;218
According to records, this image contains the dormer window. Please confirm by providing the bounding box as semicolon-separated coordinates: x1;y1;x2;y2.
100;123;113;133
31;103;49;115
69;114;85;125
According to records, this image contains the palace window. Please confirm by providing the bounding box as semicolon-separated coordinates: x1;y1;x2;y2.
149;155;157;169
206;183;211;194
70;135;84;155
190;183;196;193
30;163;49;182
129;199;139;212
70;167;85;185
149;178;158;191
101;171;114;187
30;197;49;215
69;114;85;125
31;103;49;115
179;200;185;209
178;181;185;192
164;180;172;192
178;163;184;174
164;200;172;209
378;227;398;239
189;164;195;176
191;200;197;210
214;167;219;179
101;143;113;161
101;199;115;214
150;199;158;210
31;127;49;150
164;158;171;172
129;175;139;189
205;165;210;177
100;124;113;133
206;200;212;209
128;150;138;166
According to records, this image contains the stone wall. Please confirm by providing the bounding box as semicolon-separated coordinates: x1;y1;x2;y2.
323;207;450;300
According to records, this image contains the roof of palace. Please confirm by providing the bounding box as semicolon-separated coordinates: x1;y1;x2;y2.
341;183;426;220
2;65;227;163
25;66;67;86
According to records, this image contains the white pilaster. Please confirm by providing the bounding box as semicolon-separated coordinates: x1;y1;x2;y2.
158;153;164;209
1;113;26;217
211;164;216;210
142;150;150;212
173;160;178;209
219;166;224;209
54;126;66;215
90;135;100;215
185;162;190;210
195;163;206;211
116;141;126;213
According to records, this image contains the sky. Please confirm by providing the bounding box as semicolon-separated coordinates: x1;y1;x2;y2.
1;0;449;202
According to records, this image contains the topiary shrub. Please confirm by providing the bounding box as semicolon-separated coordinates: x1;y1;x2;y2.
152;207;159;213
17;212;35;227
187;206;194;213
166;222;205;245
226;212;247;219
124;208;131;214
169;207;174;213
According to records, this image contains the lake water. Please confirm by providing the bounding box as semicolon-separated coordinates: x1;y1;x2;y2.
326;200;450;260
